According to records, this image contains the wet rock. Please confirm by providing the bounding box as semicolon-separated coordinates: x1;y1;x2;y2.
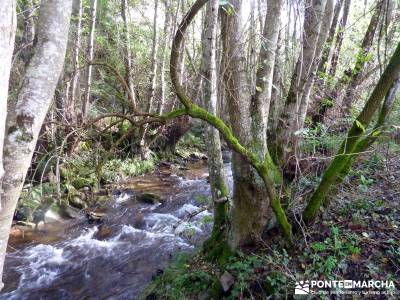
71;177;93;190
10;227;25;238
220;271;234;292
94;225;113;240
136;193;161;205
13;210;28;222
160;161;172;168
69;195;88;209
44;207;63;223
93;195;111;203
32;209;46;228
15;221;35;227
58;203;81;219
189;152;207;160
134;211;145;228
86;211;106;224
93;189;110;196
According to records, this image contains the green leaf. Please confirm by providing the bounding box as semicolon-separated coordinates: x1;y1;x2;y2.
355;120;366;132
372;130;381;137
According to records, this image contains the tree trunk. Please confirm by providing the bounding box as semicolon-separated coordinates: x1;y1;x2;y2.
313;0;351;124
170;0;292;244
170;0;186;112
21;0;35;63
304;41;400;222
268;31;284;137
339;77;400;178
317;0;343;75
0;0;17;213
82;0;98;119
139;0;159;160
0;0;72;290
147;0;159;114
329;0;351;78
121;0;136;110
341;0;384;114
272;0;326;167
251;0;284;156
200;0;230;262
221;0;283;248
68;0;83;125
158;0;171;115
298;0;335;129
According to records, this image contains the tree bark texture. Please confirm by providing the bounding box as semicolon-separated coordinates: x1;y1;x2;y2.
0;0;72;290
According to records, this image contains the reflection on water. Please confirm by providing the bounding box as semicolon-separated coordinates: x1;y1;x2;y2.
1;161;232;300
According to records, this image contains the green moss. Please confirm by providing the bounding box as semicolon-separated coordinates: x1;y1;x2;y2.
304;41;400;222
203;176;232;265
186;104;293;243
263;152;282;185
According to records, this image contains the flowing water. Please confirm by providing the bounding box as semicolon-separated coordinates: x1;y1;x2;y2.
0;160;232;300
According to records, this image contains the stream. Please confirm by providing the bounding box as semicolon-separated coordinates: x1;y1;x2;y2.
0;160;232;300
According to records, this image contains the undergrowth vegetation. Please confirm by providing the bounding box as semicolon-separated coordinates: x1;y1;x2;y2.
141;139;400;299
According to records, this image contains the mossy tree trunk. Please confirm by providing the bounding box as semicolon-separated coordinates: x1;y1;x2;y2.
338;78;400;178
340;0;384;115
219;0;286;248
304;41;400;222
170;0;292;246
200;0;230;261
220;0;269;248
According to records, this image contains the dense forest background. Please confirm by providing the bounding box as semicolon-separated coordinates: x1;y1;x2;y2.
0;0;399;298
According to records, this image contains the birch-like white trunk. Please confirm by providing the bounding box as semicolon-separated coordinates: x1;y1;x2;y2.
298;0;335;128
0;0;72;290
201;0;227;200
69;0;84;120
82;0;98;119
158;0;171;115
251;0;284;155
121;0;136;110
0;1;17;213
139;0;159;160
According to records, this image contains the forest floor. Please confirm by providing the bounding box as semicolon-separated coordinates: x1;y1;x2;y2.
141;144;400;299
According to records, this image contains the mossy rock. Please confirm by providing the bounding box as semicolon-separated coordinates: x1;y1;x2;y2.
71;177;94;189
136;193;161;204
42;201;77;222
69;195;88;209
57;202;81;219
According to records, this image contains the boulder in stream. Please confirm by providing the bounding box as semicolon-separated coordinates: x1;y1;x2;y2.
86;211;106;223
94;225;113;240
69;195;88;210
136;193;162;204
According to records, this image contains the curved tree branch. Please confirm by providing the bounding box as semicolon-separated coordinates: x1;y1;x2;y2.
169;0;292;243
